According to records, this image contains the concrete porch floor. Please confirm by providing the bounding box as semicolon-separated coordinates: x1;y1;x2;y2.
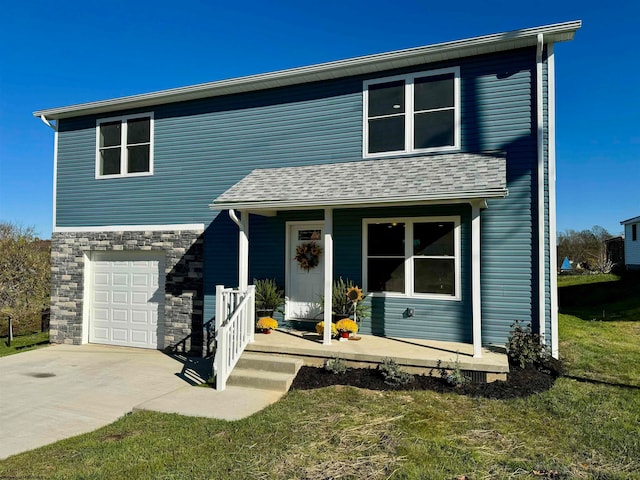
246;327;509;381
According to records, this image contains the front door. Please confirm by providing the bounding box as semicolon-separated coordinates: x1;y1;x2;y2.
286;222;324;319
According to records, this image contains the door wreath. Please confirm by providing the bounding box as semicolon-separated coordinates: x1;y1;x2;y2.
295;241;322;271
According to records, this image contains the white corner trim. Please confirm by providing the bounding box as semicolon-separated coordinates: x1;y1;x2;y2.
536;34;546;342
53;224;205;233
52;128;59;233
548;43;559;359
81;251;91;345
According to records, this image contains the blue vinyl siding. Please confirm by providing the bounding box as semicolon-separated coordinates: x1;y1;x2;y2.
55;47;549;345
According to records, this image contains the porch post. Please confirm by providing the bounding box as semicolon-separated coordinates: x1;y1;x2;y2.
238;209;249;291
323;207;334;345
471;202;482;358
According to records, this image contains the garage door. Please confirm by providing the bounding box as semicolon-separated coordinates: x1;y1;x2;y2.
89;252;165;349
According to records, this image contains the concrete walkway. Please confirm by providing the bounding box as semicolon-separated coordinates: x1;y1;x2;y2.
0;345;284;460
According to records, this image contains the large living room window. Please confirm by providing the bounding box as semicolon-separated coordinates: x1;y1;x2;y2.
363;217;460;299
363;67;460;157
96;113;153;178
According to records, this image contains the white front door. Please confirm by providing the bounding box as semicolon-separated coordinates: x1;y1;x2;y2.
89;252;165;349
286;222;324;319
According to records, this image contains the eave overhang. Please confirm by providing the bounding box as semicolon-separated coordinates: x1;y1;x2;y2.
34;20;580;121
621;215;640;225
211;153;508;213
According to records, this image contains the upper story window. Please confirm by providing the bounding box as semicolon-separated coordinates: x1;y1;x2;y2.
633;224;637;241
363;67;460;157
363;216;461;300
96;113;154;178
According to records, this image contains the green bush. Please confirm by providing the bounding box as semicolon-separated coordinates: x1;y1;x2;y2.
506;320;548;369
378;358;414;386
325;357;348;375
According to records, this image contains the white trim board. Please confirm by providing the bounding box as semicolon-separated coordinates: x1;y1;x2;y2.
54;224;205;233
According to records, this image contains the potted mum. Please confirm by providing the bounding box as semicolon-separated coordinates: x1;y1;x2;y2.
315;321;338;338
256;316;278;334
335;318;358;340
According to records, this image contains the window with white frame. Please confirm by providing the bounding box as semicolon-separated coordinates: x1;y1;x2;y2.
363;217;460;298
363;67;460;157
96;113;153;178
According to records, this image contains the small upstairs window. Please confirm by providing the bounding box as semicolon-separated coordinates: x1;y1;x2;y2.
96;113;153;178
363;67;460;157
633;224;637;242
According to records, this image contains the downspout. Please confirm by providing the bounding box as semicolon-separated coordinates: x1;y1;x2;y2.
228;209;242;229
548;43;559;359
39;115;56;130
536;34;547;344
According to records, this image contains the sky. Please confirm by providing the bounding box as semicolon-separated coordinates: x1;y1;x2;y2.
0;0;638;239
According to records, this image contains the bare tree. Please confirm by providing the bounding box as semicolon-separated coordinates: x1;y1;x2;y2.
0;223;51;341
557;225;613;272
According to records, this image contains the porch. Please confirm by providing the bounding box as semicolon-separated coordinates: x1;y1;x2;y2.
246;326;509;382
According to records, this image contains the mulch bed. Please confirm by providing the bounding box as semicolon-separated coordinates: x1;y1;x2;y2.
291;359;562;400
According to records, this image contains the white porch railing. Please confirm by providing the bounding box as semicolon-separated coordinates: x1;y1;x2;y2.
213;284;256;391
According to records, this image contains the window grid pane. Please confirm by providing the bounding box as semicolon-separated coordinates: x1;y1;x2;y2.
414;110;455;149
100;148;121;175
127;117;151;145
99;121;121;148
367;258;405;293
368;80;405;117
414;222;454;256
127;145;150;173
368;223;405;256
414;74;454;111
414;258;455;295
368;116;405;154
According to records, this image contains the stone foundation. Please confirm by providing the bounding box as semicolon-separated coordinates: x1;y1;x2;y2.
50;229;205;355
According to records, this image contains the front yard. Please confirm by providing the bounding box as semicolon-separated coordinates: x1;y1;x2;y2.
1;275;638;479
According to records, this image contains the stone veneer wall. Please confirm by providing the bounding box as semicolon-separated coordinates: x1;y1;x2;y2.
50;230;204;355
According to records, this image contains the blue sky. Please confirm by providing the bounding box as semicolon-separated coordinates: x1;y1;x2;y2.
0;0;638;239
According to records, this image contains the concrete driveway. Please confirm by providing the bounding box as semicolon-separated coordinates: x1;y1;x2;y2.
0;344;211;459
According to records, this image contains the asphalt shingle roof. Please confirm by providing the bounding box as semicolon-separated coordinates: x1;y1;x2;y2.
212;153;508;211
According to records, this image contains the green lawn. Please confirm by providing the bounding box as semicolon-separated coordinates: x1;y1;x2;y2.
556;273;621;287
0;331;49;357
1;277;639;479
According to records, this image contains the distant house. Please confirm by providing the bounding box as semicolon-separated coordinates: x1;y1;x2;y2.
34;21;580;368
604;236;624;270
621;216;640;270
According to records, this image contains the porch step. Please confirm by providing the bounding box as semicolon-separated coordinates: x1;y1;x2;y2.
227;353;303;392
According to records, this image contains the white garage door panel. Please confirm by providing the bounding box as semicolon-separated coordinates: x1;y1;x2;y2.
89;253;165;349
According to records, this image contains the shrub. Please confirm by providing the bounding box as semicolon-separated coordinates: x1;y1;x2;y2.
327;277;370;320
506;320;548;369
254;278;284;315
378;358;414;386
445;355;469;387
325;357;348;375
